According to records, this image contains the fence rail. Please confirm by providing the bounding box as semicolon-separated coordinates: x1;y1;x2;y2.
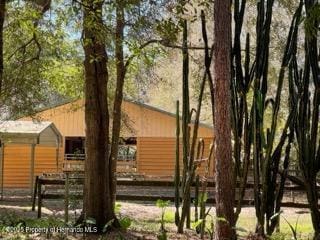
62;159;137;172
32;174;318;221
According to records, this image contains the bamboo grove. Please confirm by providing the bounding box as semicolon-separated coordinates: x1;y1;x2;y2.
172;0;320;239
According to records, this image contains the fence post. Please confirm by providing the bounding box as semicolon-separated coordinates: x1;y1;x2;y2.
65;172;69;223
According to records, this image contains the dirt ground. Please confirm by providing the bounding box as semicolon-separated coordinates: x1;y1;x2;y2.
0;188;315;239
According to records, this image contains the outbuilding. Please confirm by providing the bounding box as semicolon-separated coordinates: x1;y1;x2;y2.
2;99;213;188
0;121;62;193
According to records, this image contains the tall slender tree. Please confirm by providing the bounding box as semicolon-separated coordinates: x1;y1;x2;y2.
212;0;235;239
0;0;5;96
81;0;174;232
108;0;173;208
82;0;119;231
109;0;125;207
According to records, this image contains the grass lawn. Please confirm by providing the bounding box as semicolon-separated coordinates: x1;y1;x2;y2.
236;207;313;239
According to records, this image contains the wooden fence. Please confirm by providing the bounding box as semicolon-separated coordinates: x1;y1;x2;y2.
31;173;317;222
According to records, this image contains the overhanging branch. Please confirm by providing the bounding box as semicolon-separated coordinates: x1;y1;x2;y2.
124;38;213;71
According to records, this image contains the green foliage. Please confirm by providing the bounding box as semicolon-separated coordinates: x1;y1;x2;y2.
115;202;122;214
197;192;208;204
113;202;132;231
269;232;287;240
0;211;22;226
192;214;215;240
304;3;320;38
101;0;173;101
45;58;83;99
155;18;181;43
195;191;209;236
0;212;65;240
163;210;175;223
191;219;203;229
1;1;81;118
0;0;179;119
119;217;132;230
156;199;170;236
157;230;167;240
156;199;170;209
270;211;300;240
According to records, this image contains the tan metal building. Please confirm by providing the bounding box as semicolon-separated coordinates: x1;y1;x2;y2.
2;99;214;187
0;121;62;194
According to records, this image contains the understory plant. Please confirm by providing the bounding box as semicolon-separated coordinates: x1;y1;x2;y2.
114;203;132;231
156;199;170;240
270;211;305;240
192;211;214;240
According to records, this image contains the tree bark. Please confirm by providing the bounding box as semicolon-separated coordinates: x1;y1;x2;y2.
82;0;118;232
213;0;235;239
109;0;125;207
0;0;5;96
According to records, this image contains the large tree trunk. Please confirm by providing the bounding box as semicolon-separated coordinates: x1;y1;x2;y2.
213;0;235;239
0;0;5;95
82;0;118;232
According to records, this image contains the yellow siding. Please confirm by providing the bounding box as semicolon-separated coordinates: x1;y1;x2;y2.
20;100;213;138
121;101;213;138
2;136;214;187
12;100;214;184
21;100;86;137
2;145;62;188
137;137;214;177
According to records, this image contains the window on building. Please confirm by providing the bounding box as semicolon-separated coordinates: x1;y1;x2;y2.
64;136;137;161
118;137;137;161
65;137;85;160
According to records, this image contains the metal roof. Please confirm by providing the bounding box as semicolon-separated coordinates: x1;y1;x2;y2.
124;98;213;129
0;121;62;146
30;98;214;130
